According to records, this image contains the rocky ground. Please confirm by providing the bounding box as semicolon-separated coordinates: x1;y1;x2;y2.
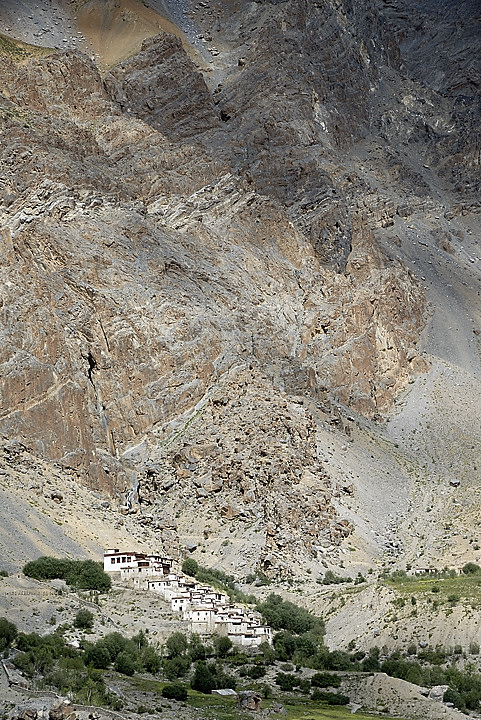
0;1;480;718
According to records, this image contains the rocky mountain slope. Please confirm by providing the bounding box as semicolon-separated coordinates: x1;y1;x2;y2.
0;0;480;653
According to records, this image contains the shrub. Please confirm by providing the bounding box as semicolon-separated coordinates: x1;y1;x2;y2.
247;665;266;679
462;563;481;575
24;557;73;581
114;651;136;676
362;655;380;671
97;632;128;662
262;683;272;699
84;643;110;669
74;609;94;630
13;652;35;676
0;570;9;577
66;560;111;592
311;672;341;688
299;679;311;693
324;650;352;671
163;656;191;680
321;570;350;585
444;687;466;710
0;617;17;651
275;672;298;691
166;632;189;658
213;635;232;658
189;635;208;661
256;594;325;637
311;689;349;705
182;558;199;577
23;557;111;592
191;661;216;694
141;646;161;674
162;682;188;701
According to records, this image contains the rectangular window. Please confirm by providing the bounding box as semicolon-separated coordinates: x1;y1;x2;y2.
111;558;115;564
117;557;121;563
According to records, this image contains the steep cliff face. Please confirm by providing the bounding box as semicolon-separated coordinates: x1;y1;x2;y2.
0;0;479;573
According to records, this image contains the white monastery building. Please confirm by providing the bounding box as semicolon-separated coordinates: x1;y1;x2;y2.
103;549;272;648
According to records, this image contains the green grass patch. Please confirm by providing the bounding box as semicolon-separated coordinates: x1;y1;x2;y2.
283;705;407;720
383;574;481;600
0;33;53;62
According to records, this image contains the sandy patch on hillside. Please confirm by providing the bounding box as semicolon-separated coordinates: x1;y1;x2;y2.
77;0;187;71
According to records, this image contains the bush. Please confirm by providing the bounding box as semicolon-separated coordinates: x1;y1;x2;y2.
162;682;188;701
23;557;111;592
74;609;94;630
163;656;191;680
213;635;232;658
324;650;352;671
84;643;110;669
13;652;34;676
311;689;350;705
97;632;128;662
444;687;466;710
275;672;298;691
182;558;199;577
256;594;325;637
262;683;272;699
321;570;350;585
462;563;481;575
114;651;136;676
191;661;216;694
141;646;161;674
0;617;17;651
188;634;208;661
166;632;189;658
311;672;341;688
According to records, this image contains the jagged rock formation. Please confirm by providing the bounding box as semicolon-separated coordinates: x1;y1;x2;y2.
0;0;479;573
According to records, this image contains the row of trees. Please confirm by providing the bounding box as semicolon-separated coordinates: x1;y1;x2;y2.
23;557;111;592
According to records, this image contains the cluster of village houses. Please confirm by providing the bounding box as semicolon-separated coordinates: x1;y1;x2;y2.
103;550;272;648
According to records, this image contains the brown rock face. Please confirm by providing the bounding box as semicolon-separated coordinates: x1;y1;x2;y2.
104;34;220;140
7;0;475;565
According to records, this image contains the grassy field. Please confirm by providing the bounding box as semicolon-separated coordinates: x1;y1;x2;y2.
384;572;481;601
128;676;408;720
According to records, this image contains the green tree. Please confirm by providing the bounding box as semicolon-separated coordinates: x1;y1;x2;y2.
162;682;188;701
114;651;136;676
189;634;208;661
141;646;161;674
213;635;232;658
462;563;481;575
275;672;298;691
191;661;216;694
444;687;466;711
182;558;199;577
163;656;191;680
0;617;17;651
23;557;111;592
166;631;188;658
74;609;94;630
97;632;128;662
311;672;341;688
84;643;111;669
256;594;324;637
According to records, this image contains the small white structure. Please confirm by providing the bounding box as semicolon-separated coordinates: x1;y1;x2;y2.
104;549;172;575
